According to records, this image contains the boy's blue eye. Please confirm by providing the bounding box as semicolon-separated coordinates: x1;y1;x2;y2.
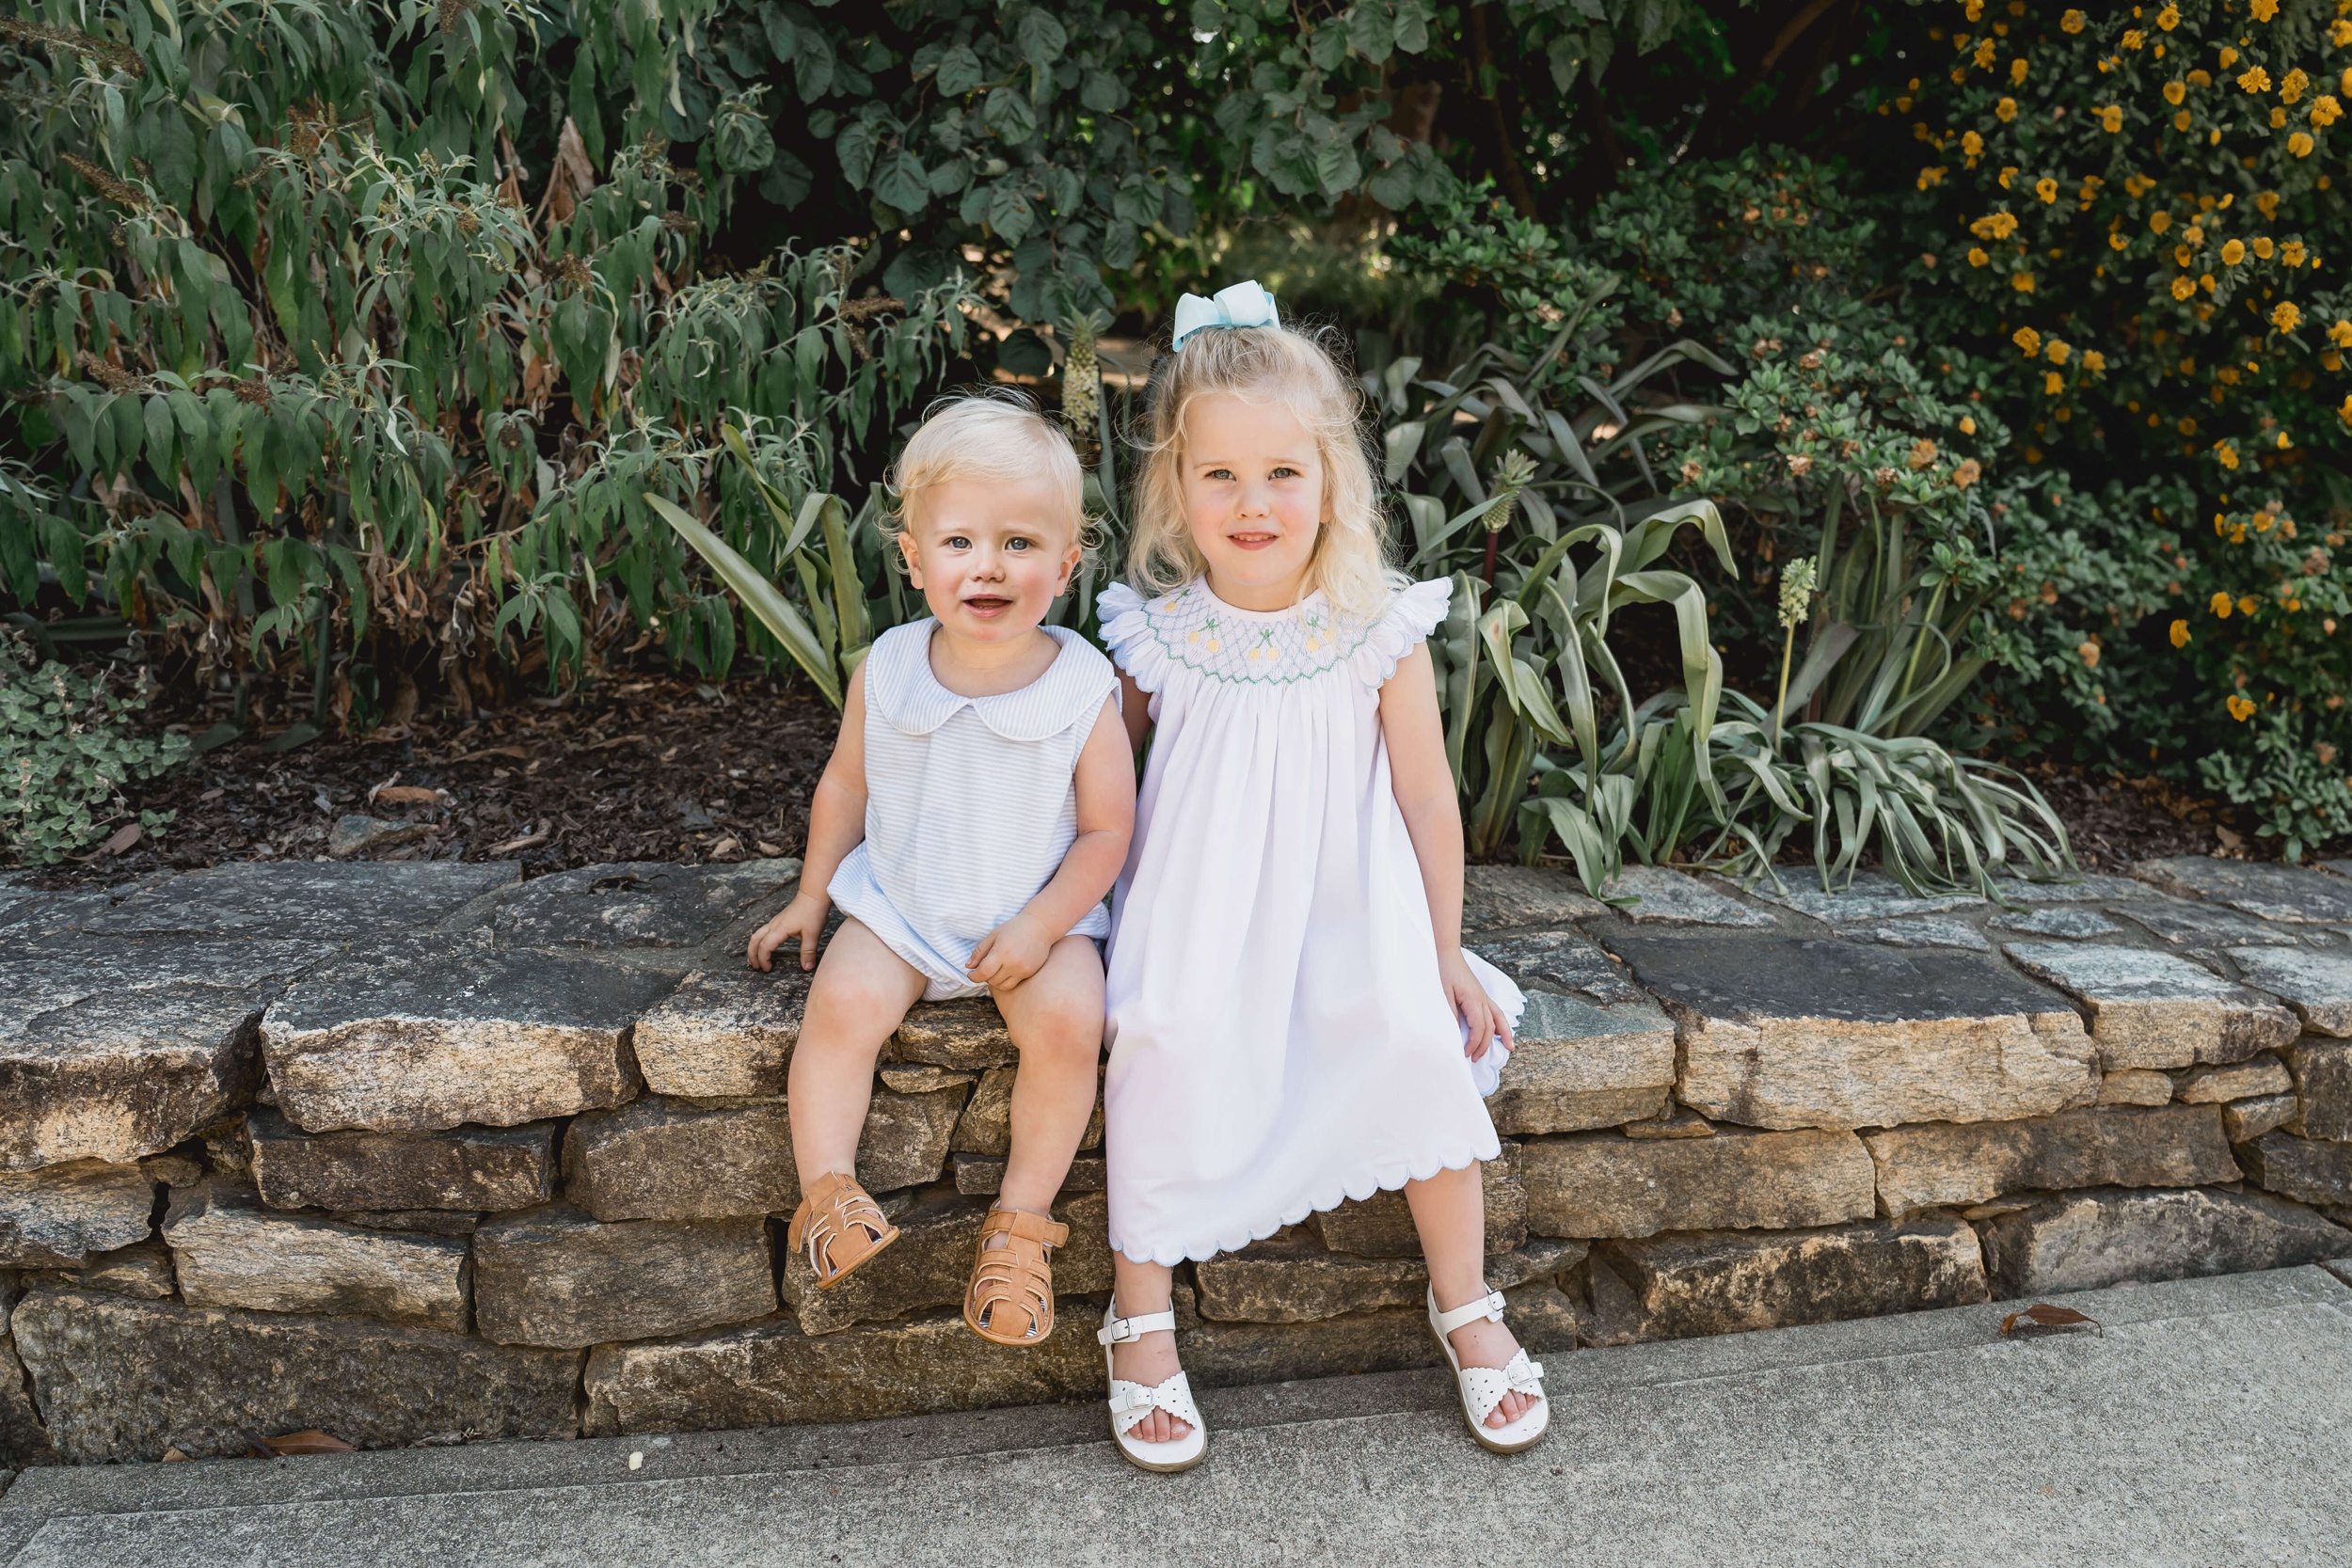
945;535;971;549
1006;537;1031;550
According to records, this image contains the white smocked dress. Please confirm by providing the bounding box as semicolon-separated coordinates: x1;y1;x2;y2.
1098;577;1525;1267
827;619;1119;1001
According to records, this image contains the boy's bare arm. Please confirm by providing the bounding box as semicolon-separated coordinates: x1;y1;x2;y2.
967;697;1137;989
749;663;870;972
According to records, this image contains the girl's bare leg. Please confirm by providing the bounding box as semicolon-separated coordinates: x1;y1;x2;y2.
1108;1254;1189;1443
1406;1162;1537;1429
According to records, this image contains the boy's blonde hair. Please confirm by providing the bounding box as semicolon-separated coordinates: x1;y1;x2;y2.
1128;319;1398;622
888;388;1085;543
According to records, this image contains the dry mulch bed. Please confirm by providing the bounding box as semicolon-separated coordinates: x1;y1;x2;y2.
8;672;2266;890
20;673;838;888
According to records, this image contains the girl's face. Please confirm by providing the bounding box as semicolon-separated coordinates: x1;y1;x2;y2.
1179;392;1325;610
898;476;1081;642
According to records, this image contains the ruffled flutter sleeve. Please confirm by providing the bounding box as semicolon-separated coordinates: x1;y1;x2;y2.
1348;577;1454;690
1095;581;1175;694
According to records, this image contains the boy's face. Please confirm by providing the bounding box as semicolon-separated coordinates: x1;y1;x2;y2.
898;475;1082;642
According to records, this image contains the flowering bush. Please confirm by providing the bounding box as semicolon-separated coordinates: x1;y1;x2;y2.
1887;0;2352;853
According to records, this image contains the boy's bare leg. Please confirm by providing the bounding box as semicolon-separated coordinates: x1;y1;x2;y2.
1406;1163;1537;1430
787;919;927;1190
1108;1254;1189;1444
990;933;1104;1216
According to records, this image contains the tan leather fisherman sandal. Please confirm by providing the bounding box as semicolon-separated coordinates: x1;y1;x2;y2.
786;1170;899;1290
962;1206;1070;1345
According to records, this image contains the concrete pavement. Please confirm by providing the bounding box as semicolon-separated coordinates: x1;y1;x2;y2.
6;1263;2350;1567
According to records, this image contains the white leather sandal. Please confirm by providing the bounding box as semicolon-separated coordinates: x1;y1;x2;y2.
1428;1284;1549;1454
1098;1304;1207;1473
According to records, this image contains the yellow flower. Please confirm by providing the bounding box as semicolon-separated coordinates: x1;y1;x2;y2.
2100;105;2123;132
2317;97;2344;128
1962;130;1984;156
2249;0;2278;18
2336;20;2352;46
2109;230;2129;250
1959;415;1978;436
2257;190;2281;218
2218;47;2238;71
2011;271;2035;292
2282;239;2306;266
2282;69;2309;105
2271;106;2290;130
2169;619;2191;648
2013;326;2042;356
2228;694;2256;721
2212;592;2233;616
2329;320;2352;347
2275;301;2303;331
2216;441;2241;468
2239;67;2271;94
1951;459;1981;487
2122;28;2145;49
2222;239;2246;265
2240;595;2260;615
2150;211;2172;233
2172;276;2198;299
2163;80;2186;105
2253;236;2275;258
2342;393;2352;424
2044;371;2064;395
2077;641;2101;669
1975;39;1997;68
1996;97;2018;121
2010;56;2028;87
2156;3;2178;31
1967;246;1990;266
2061;8;2086;33
2046;340;2071;364
2290;131;2315;157
2082;350;2106;373
1917;166;1947;190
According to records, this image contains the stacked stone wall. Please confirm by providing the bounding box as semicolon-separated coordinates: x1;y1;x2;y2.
5;853;2352;1466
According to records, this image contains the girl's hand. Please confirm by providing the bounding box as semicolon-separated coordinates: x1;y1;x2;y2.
968;913;1055;991
1438;945;1511;1061
748;891;830;973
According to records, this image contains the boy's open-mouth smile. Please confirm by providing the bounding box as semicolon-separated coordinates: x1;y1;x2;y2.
960;594;1015;616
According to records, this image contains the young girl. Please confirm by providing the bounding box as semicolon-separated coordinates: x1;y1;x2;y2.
1092;283;1545;1472
747;393;1134;1348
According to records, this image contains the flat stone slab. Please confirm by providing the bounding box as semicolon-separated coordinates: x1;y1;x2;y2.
261;935;676;1132
1599;1217;1988;1340
2227;946;2352;1037
1460;863;1606;932
2112;898;2303;949
8;1289;580;1462
2175;1054;2291;1103
1192;1233;1583;1323
632;967;805;1098
1862;1106;2240;1217
1991;872;2154;904
1;946;272;1171
74;1241;175;1300
490;861;797;950
582;1306;1102;1434
2234;1132;2352;1208
0;1162;153;1268
781;1192;1111;1336
473;1204;773;1349
246;1108;554;1213
2003;941;2299;1070
1470;929;1648;1006
1990;907;2127;940
2225;1093;2298;1142
563;1097;799;1222
77;862;514;942
162;1181;471;1333
1827;916;1989;951
2094;1069;2174;1106
1742;870;1982;925
1605;866;1775;927
2284;1038;2352;1140
1174;1303;1444;1388
1605;932;2094;1131
890;997;1016;1071
2136;855;2352;924
1470;933;1677;1134
1520;1127;1876;1239
1975;1186;2352;1295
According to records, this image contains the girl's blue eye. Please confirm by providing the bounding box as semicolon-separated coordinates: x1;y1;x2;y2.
1271;466;1300;479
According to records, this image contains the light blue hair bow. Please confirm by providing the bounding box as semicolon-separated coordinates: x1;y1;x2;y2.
1170;279;1280;350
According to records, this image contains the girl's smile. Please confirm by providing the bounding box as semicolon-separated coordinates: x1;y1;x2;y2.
1180;394;1326;610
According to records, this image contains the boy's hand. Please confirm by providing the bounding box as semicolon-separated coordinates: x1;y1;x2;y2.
967;913;1055;991
1438;946;1513;1061
748;892;830;973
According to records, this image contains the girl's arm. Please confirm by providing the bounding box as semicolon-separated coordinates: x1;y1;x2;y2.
968;697;1138;989
747;660;871;972
1117;670;1153;755
1379;643;1512;1058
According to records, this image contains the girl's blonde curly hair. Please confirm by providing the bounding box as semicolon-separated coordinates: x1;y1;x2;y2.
1127;318;1400;623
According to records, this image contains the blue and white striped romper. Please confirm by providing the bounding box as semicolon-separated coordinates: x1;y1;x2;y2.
826;618;1120;999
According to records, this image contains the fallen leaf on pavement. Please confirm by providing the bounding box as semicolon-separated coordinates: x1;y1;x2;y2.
2000;1303;2101;1337
255;1429;357;1456
372;784;443;807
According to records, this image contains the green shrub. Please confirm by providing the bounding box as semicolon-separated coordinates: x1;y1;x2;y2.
1;631;186;864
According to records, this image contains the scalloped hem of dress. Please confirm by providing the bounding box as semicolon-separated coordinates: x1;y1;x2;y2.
1107;1134;1502;1268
